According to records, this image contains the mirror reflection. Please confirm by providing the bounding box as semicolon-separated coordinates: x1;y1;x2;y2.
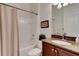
52;3;79;37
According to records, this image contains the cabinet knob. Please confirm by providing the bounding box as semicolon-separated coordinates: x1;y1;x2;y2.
55;50;57;53
52;49;54;51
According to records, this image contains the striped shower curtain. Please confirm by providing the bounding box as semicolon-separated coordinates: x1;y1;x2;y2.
0;4;19;56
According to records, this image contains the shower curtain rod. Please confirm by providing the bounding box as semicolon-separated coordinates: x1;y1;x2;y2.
0;3;38;15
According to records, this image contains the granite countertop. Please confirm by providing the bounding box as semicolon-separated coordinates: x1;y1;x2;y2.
42;38;79;55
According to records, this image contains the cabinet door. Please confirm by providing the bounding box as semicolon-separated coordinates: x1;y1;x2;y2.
56;48;77;56
42;42;57;56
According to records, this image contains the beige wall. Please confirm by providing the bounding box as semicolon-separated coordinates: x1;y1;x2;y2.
37;3;52;38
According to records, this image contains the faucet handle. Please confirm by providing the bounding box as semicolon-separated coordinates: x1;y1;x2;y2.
63;33;66;36
62;33;66;39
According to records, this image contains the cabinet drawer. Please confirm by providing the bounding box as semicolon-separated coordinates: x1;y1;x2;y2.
42;42;57;56
43;42;54;48
56;48;77;56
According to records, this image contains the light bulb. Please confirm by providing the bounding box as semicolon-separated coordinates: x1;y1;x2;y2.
63;3;68;7
57;3;62;9
52;3;58;5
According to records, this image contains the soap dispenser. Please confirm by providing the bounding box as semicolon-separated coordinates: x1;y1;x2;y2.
76;34;79;44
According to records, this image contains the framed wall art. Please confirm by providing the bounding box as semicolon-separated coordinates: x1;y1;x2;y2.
41;20;49;28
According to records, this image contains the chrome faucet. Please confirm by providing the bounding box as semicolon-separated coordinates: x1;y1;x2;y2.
62;33;66;40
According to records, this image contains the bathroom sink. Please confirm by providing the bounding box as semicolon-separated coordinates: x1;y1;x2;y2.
52;40;71;45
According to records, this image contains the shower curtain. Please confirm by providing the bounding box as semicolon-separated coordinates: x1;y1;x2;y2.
0;4;19;56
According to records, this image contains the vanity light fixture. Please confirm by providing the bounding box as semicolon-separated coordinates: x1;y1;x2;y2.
52;3;72;9
57;3;62;8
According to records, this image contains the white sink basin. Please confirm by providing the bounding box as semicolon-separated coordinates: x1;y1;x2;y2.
52;40;71;45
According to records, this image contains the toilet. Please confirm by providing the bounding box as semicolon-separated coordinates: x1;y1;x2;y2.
28;34;46;56
28;41;42;56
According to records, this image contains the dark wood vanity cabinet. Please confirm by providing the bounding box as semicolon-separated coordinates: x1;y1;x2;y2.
42;41;78;56
42;41;57;56
56;48;77;56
